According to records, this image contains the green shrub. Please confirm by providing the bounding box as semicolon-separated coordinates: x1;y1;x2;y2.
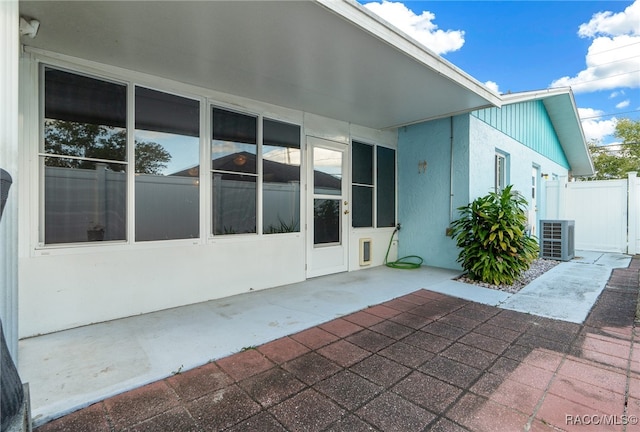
450;185;539;285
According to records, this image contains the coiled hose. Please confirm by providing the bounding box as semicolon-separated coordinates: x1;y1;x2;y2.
384;226;424;269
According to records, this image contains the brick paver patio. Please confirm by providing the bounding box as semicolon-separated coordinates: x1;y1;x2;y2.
36;257;640;431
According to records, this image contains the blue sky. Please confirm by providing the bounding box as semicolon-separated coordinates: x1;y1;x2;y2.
360;0;640;145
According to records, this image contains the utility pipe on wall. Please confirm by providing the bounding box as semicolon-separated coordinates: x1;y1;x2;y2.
449;116;454;223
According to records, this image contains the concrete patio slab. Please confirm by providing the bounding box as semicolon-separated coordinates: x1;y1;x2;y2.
34;257;640;432
22;251;633;428
20;265;460;426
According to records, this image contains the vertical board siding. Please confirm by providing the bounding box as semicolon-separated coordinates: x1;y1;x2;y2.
0;0;19;360
473;100;569;169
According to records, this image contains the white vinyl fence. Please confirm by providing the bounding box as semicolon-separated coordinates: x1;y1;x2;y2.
45;166;301;242
545;172;639;254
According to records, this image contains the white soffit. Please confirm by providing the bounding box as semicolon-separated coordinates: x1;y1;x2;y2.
501;88;594;177
19;0;500;130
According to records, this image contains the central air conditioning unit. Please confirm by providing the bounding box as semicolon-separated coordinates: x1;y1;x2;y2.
540;220;575;261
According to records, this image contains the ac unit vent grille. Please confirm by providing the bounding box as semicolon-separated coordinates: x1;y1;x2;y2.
540;220;575;261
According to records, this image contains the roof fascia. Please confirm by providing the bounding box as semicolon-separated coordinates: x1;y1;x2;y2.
501;87;594;177
499;87;572;104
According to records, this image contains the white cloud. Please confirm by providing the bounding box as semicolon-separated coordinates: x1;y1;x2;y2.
578;107;618;143
484;81;500;93
578;0;639;37
550;0;640;93
609;90;625;98
616;99;631;109
363;1;465;55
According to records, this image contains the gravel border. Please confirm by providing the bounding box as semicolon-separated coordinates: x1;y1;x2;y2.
455;258;560;294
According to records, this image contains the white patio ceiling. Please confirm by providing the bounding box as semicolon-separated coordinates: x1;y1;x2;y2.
19;0;500;130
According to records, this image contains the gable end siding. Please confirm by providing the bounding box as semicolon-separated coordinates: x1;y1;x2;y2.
472;100;570;169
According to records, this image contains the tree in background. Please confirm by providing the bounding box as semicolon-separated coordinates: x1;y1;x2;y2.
45;120;171;175
589;118;640;180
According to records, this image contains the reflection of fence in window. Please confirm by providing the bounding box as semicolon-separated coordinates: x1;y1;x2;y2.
263;181;300;234
135;174;199;241
44;165;126;244
46;166;203;243
212;175;257;235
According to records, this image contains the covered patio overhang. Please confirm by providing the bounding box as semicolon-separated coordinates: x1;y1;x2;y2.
19;0;501;130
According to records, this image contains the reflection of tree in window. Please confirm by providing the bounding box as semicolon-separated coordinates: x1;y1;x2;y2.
43;68;132;244
314;199;340;244
44;120;171;174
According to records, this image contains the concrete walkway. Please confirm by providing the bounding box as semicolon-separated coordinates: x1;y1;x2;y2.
35;255;640;432
20;251;632;427
500;251;631;322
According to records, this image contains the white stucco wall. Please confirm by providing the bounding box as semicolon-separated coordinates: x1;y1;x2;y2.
468;116;570;234
397;114;570;271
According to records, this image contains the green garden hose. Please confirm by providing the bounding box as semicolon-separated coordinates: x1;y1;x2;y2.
384;227;424;269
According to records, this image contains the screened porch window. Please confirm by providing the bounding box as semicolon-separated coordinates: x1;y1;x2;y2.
377;146;396;227
263;119;301;234
352;141;373;228
41;66;303;245
134;87;200;241
351;141;396;228
42;67;127;244
211;108;258;235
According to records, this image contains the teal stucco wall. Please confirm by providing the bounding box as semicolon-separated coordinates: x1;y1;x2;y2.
397;108;570;270
397;115;470;270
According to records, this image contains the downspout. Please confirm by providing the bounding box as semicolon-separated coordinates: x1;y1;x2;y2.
449;116;454;223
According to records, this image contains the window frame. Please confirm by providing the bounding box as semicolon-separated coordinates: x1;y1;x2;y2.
33;58;306;250
210;106;260;236
262;118;302;235
134;85;202;242
350;139;397;229
40;65;130;246
494;151;508;193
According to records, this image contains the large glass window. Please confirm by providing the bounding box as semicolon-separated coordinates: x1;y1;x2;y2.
211;108;258;235
135;87;200;241
351;141;396;228
43;68;127;244
42;67;304;245
263;119;301;234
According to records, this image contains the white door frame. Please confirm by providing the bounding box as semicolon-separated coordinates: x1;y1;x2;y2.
306;136;349;278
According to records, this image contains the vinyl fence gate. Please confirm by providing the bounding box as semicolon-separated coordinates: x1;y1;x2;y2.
544;172;639;254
